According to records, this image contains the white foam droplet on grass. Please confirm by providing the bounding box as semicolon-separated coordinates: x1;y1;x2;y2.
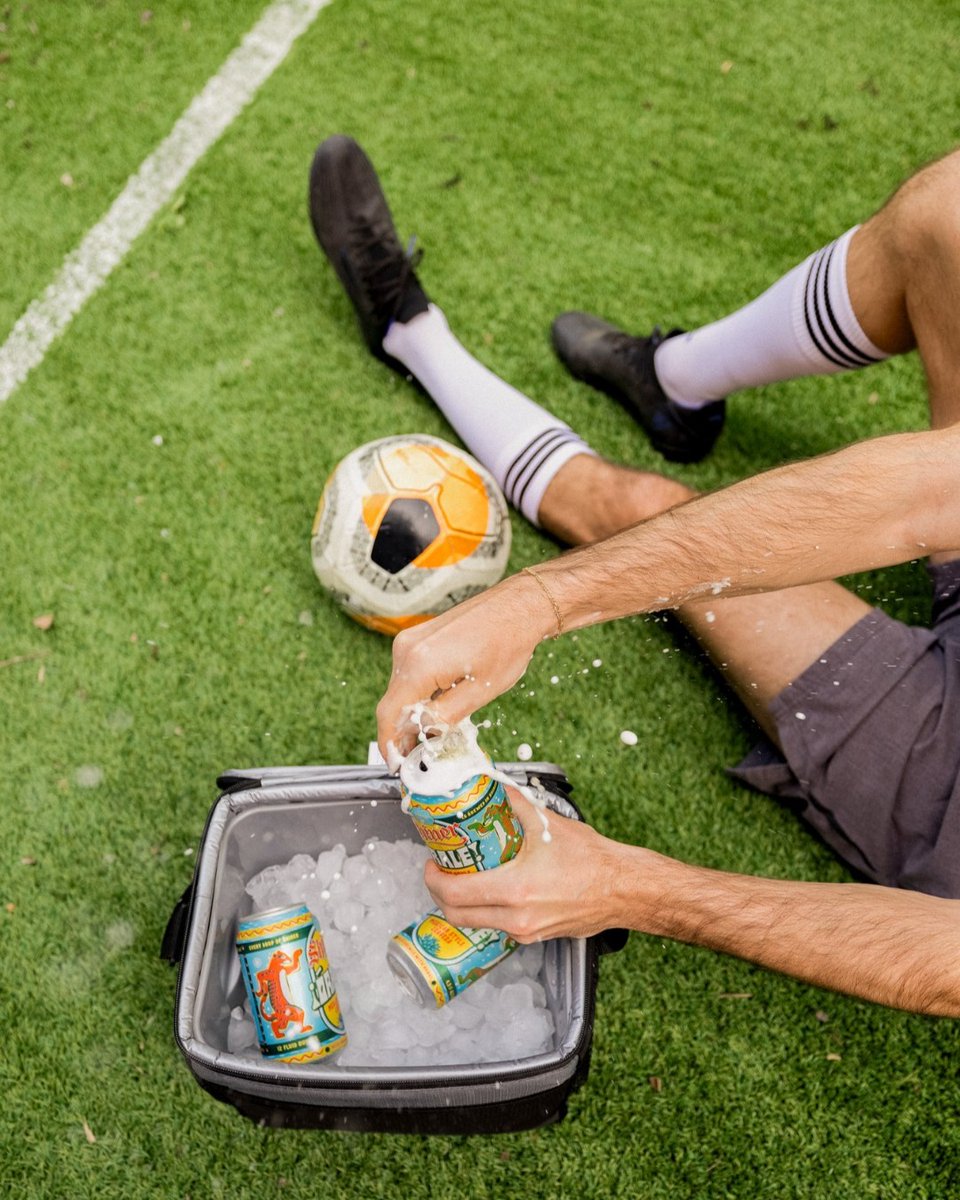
106;920;135;950
620;730;638;746
74;764;104;788
516;743;533;761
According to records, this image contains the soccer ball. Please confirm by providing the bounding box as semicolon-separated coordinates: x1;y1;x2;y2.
311;435;512;636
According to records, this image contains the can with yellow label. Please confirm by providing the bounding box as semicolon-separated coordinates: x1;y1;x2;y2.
386;907;518;1007
400;753;524;875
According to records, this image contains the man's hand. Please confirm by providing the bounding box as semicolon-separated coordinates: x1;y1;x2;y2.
423;788;633;941
376;574;557;759
425;788;960;1016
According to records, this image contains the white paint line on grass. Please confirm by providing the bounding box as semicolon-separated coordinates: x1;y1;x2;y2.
0;0;332;406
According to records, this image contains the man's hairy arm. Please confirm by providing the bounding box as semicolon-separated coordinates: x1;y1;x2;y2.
378;424;960;749
535;423;960;630
626;853;960;1016
429;793;960;1017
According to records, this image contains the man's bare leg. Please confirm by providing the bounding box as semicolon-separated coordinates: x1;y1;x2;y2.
539;455;872;743
847;148;960;562
540;149;960;738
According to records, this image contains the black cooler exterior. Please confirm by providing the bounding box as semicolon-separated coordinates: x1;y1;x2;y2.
162;763;626;1134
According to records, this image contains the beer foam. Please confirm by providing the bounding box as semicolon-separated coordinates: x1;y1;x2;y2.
396;711;551;841
398;714;489;797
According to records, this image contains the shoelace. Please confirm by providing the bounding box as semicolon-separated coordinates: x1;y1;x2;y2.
349;224;423;319
605;323;658;368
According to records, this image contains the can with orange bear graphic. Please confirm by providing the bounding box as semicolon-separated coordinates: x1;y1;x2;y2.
236;903;347;1062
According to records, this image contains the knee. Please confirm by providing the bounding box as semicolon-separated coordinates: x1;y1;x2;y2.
883;151;960;259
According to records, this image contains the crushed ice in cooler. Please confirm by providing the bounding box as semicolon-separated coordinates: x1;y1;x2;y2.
237;839;555;1067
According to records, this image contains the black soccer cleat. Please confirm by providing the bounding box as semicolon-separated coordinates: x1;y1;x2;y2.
551;312;726;463
309;135;430;368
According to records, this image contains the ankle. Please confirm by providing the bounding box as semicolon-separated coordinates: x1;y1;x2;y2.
382;302;444;355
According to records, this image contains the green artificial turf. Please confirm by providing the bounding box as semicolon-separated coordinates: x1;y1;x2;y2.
2;0;959;1196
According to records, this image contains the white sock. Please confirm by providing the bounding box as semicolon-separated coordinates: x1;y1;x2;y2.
654;225;890;408
382;304;594;525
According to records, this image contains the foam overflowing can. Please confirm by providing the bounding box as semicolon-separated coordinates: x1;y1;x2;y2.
387;907;518;1008
236;903;347;1063
399;726;524;873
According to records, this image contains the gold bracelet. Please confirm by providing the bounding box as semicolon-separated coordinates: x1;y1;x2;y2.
522;566;565;637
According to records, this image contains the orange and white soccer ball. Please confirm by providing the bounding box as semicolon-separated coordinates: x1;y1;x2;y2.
311;435;511;636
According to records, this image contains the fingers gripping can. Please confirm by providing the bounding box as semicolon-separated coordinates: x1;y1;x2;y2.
399;739;524;873
236;903;347;1063
387;908;518;1008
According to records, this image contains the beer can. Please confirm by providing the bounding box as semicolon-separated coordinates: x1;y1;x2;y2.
400;749;524;874
236;903;347;1063
386;907;518;1008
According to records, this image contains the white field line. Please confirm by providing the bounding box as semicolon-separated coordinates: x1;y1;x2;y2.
0;0;332;406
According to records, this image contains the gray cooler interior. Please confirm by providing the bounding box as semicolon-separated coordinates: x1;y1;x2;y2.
177;766;592;1106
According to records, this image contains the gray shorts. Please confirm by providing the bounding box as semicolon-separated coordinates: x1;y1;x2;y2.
729;559;960;898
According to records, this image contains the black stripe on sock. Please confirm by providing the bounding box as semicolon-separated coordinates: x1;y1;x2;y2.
514;432;584;514
503;428;566;498
507;429;570;506
804;248;866;370
819;243;885;366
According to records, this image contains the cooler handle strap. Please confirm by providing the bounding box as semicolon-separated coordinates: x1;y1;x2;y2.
160;883;194;965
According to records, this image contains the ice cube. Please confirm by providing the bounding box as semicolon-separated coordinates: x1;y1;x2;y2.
357;872;399;907
491;953;526;984
367;968;404;1009
450;999;484;1029
285;853;316;881
320;928;349;962
516;941;545;975
381;1019;416;1051
332;900;365;933
300;883;331;916
326;874;350;903
226;1008;258;1054
314;844;346;887
463;978;496;1008
244;863;285;906
342;854;371;886
515;977;547;1008
511;1007;554;1055
407;1008;450;1048
352;987;383;1023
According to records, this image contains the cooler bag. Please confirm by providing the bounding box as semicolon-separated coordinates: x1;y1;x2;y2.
161;762;627;1134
